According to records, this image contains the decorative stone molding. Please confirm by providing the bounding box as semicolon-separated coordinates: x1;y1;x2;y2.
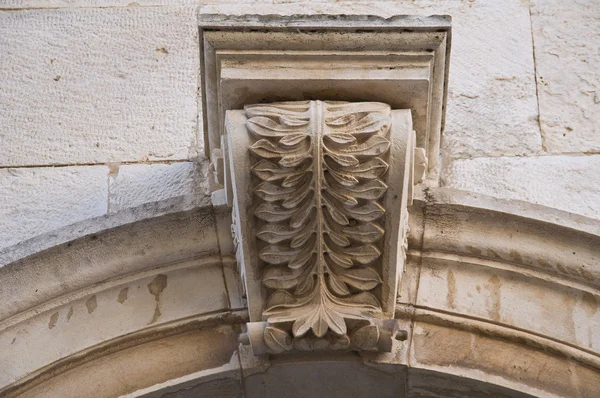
199;13;450;355
200;14;451;181
225;100;415;354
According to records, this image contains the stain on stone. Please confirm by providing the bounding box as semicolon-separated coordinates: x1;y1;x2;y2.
11;337;16;345
53;75;61;81
117;287;129;304
148;274;168;297
48;312;59;329
150;304;162;325
466;245;482;256
86;295;98;314
447;270;457;309
563;293;577;338
581;292;598;317
556;262;568;275
67;306;74;321
487;275;502;322
537;258;552;269
488;248;500;258
476;285;481;293
509;250;522;263
581;268;595;281
156;47;169;54
108;163;120;178
148;274;167;324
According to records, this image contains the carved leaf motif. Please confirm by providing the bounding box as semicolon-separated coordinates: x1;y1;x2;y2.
264;326;292;353
255;202;296;222
328;135;390;156
339;267;382;290
328;273;351;296
351;325;380;351
247;116;301;137
340;223;384;243
263;290;299;312
249;101;390;340
262;267;301;290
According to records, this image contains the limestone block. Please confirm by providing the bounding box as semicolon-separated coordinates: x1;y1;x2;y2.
0;0;195;7
0;7;200;166
531;0;600;153
0;260;229;387
15;326;240;398
443;154;600;220
0;166;108;250
417;260;600;354
200;0;542;160
108;161;210;213
411;322;600;397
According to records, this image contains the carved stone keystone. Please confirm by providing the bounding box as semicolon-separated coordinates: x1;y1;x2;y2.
199;14;451;355
226;100;415;354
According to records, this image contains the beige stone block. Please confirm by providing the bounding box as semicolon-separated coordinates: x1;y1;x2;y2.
411;322;600;397
0;260;229;387
0;7;200;166
531;0;600;153
0;166;108;250
108;161;209;213
0;208;220;321
443;154;600;220
417;259;600;354
14;326;240;398
0;0;195;7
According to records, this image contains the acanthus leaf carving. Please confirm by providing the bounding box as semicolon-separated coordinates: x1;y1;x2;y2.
227;99;417;355
248;100;392;345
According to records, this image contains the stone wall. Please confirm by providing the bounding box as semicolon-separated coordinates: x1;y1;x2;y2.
0;0;598;250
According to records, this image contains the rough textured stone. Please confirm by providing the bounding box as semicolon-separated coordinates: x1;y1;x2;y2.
0;166;108;250
417;260;600;354
0;0;195;7
531;0;600;154
108;161;209;213
411;322;600;397
200;0;543;161
0;261;229;387
443;154;600;220
0;7;200;166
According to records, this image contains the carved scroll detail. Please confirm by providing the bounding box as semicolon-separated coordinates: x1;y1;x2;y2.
246;101;392;348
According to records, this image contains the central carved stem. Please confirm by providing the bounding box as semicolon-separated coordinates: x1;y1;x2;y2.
247;100;392;345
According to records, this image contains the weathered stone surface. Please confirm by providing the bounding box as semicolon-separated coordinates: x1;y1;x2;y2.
15;326;240;398
417;259;600;354
411;322;600;397
0;7;200;166
108;161;210;213
200;0;543;160
0;208;221;321
531;0;600;153
0;0;195;7
0;166;108;250
443;154;600;220
244;359;406;398
0;260;229;387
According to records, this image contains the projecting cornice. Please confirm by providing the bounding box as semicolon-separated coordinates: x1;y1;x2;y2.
199;13;451;181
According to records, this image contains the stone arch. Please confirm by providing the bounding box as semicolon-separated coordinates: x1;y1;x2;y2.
1;188;599;397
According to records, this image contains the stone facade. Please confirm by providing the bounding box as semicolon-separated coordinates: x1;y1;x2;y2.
1;2;599;398
0;0;598;250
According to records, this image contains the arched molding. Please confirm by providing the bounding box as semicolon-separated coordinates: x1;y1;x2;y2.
1;188;599;396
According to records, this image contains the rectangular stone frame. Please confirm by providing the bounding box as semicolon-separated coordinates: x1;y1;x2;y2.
199;14;451;179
